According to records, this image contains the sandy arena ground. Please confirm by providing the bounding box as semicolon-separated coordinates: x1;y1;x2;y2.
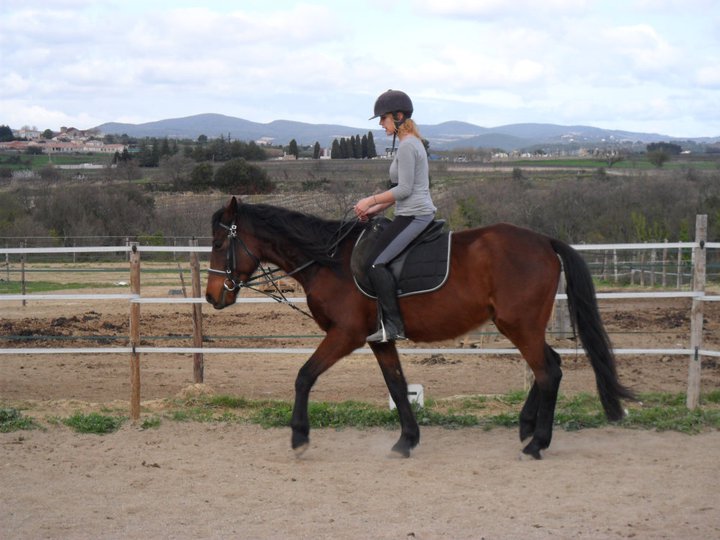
1;285;719;539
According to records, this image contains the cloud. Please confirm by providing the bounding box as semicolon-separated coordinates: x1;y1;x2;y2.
0;101;100;130
0;0;717;136
417;0;589;18
0;72;32;97
696;65;720;88
602;24;680;75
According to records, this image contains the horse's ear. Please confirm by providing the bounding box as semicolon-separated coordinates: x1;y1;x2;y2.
228;196;238;215
228;196;245;212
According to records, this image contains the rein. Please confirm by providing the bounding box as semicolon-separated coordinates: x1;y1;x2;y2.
208;213;360;318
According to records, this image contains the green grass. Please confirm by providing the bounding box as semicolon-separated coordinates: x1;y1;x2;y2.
140;417;162;430
0;153;109;170
159;391;720;434
0;408;40;432
0;281;112;294
62;412;124;434
2;391;718;435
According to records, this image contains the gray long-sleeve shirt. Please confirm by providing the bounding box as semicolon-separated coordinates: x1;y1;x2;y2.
388;136;436;216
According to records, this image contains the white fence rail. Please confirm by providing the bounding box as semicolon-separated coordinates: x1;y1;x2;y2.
1;216;718;417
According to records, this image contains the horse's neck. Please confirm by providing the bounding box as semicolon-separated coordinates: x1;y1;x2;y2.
259;242;314;287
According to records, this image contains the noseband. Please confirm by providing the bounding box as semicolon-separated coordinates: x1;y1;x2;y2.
207;221;260;292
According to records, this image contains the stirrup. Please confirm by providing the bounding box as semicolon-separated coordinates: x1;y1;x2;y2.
367;320;406;343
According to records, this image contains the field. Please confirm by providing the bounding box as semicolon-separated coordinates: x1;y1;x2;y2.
2;262;720;538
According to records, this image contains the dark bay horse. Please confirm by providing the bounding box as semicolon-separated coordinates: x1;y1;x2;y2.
205;197;633;459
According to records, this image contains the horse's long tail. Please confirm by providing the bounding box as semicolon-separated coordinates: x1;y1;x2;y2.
550;239;635;420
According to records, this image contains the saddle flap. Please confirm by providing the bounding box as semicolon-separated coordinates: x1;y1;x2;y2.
351;218;451;298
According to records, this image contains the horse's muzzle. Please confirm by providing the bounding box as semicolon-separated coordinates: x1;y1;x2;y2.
205;288;238;309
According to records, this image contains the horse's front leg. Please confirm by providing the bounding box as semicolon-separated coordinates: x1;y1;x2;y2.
370;341;420;457
290;331;361;455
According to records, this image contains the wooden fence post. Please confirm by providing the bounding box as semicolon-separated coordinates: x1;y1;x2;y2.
190;239;204;383
129;243;141;420
686;215;707;409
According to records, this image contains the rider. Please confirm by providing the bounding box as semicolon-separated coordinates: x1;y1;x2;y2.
354;89;437;343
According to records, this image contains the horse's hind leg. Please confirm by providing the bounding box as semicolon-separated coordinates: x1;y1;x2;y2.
519;345;562;441
370;341;420;457
520;344;562;459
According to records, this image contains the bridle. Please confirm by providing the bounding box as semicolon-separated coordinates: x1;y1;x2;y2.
206;218;316;317
207;221;260;292
206;211;360;317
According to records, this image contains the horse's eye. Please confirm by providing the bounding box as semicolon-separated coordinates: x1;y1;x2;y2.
213;239;223;250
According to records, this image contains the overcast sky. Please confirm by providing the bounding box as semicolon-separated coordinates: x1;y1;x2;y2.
1;0;719;137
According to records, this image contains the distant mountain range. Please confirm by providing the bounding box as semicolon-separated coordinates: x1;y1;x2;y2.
94;113;719;152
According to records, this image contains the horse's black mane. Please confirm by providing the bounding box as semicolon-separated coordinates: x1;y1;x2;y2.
213;203;366;266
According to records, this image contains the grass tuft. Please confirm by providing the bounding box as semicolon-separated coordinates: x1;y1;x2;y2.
0;408;39;432
63;412;123;434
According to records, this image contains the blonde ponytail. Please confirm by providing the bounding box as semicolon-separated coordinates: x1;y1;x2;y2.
397;118;422;140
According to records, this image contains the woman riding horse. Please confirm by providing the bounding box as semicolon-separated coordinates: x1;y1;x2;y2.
354;89;436;343
205;197;634;459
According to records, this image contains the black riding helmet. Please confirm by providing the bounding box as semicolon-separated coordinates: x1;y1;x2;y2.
369;89;413;120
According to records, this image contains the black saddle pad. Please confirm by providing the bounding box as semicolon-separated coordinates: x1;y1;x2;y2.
351;217;452;298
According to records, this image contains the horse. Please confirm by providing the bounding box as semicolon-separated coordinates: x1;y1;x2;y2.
205;196;634;459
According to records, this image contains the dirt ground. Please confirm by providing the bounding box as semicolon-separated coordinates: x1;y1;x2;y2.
1;286;719;539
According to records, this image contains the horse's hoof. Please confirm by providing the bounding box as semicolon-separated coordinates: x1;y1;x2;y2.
521;442;543;460
291;431;309;455
391;440;412;458
293;442;309;458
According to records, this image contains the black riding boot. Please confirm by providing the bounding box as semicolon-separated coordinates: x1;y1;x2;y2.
366;264;406;343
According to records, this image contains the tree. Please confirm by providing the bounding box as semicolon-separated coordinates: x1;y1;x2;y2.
647;142;682;155
0;125;13;142
313;141;321;159
351;135;361;158
0;192;27;233
159;154;194;187
38;164;61;183
214;158;274;194
331;139;341;159
602;149;626;168
113;160;142;181
647;149;670;168
136;138;161;167
33;184;155;238
42;129;54;139
288;139;299;158
340;137;351;159
190;162;214;190
367;131;377;158
160;137;171;157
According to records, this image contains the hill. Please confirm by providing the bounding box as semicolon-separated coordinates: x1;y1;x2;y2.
94;113;719;152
